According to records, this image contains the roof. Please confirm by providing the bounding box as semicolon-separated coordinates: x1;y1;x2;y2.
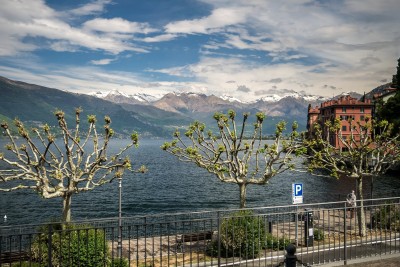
320;95;373;109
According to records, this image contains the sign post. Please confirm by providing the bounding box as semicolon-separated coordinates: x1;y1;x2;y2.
292;183;303;246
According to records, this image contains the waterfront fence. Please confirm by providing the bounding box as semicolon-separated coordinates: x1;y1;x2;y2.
1;197;400;266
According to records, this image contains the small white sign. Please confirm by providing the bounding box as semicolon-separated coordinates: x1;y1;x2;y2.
309;228;314;237
292;183;303;204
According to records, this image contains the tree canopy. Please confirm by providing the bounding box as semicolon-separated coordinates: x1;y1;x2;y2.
162;110;304;208
0;108;141;222
375;58;400;133
304;117;400;236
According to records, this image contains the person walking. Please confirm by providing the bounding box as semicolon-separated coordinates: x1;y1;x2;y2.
346;190;357;218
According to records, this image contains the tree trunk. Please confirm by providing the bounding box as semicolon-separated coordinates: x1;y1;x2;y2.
62;193;72;223
356;177;366;236
239;183;247;208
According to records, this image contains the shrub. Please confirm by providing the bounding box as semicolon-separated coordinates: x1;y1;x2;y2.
218;210;265;259
31;223;108;267
110;258;129;267
205;240;219;258
371;204;400;231
263;234;291;250
9;263;41;267
313;228;325;241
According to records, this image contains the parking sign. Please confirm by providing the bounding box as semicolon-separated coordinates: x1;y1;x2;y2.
292;183;303;204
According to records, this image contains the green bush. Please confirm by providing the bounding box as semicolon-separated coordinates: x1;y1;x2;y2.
110;258;129;267
371;204;400;231
31;223;108;267
313;228;325;241
218;210;265;259
205;240;219;258
10;263;41;267
263;234;291;250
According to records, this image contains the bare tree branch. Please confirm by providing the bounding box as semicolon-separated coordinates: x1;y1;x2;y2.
162;110;302;208
0;110;141;222
303;117;400;236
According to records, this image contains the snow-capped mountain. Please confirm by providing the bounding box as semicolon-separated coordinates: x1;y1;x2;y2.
89;89;366;124
258;89;330;103
89;91;110;98
152;92;244;113
90;88;331;106
220;95;243;103
89;89;162;104
331;91;363;100
89;89;331;117
86;89;369;122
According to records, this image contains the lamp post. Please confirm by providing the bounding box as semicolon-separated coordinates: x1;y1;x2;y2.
115;158;124;259
368;155;377;199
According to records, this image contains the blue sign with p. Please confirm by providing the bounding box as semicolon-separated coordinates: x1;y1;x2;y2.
294;183;303;197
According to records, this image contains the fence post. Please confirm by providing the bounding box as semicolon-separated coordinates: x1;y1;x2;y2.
47;224;53;267
343;206;347;265
285;244;297;267
217;211;221;266
295;205;299;246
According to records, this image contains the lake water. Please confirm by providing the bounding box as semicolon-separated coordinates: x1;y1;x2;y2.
0;139;399;225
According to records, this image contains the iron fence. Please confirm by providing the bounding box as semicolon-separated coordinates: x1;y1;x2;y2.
1;197;400;266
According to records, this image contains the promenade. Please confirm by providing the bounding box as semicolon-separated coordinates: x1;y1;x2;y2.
323;254;400;266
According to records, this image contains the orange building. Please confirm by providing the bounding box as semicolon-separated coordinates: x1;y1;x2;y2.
308;95;374;149
306;104;320;139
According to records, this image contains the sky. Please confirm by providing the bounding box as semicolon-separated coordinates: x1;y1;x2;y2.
0;0;399;101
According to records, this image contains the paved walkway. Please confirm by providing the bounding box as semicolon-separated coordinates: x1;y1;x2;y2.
320;254;400;266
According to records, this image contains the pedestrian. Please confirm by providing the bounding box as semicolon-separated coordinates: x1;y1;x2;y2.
346;190;356;218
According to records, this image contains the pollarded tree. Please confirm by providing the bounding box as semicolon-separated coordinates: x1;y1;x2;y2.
304;117;400;236
0;108;140;223
391;57;400;89
161;110;302;208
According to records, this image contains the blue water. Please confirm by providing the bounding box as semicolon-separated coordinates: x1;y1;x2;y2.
1;139;399;225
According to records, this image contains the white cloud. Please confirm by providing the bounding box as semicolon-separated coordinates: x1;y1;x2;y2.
165;7;249;34
49;41;79;52
147;51;399;100
0;0;151;56
192;1;400;69
148;65;196;78
142;34;178;43
83;18;156;34
90;58;116;65
0;0;56;22
0;63;204;98
68;0;112;16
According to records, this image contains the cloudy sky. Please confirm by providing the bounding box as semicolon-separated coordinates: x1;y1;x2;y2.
0;0;399;101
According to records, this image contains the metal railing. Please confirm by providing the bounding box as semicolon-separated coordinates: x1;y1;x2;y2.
1;197;400;266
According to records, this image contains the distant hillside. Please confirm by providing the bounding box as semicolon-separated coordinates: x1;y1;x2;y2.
364;83;392;99
0;76;169;137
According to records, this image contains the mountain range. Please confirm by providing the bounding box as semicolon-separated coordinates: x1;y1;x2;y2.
1;76;369;138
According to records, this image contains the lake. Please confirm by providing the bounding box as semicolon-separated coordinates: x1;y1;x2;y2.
0;139;399;225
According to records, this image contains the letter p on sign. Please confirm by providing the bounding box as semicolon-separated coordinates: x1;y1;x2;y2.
295;184;302;196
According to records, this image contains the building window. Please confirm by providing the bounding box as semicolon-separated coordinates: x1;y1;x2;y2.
360;107;365;113
342;125;347;131
360;115;365;121
342;107;347;113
